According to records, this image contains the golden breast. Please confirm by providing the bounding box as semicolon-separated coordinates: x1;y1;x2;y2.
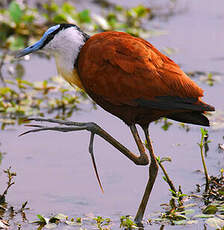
55;58;84;90
69;68;84;89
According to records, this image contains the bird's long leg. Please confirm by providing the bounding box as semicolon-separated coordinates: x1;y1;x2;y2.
130;124;149;165
134;126;159;225
21;118;152;222
21;118;149;166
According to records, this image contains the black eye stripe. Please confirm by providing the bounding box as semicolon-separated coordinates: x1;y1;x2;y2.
39;24;90;49
39;27;60;49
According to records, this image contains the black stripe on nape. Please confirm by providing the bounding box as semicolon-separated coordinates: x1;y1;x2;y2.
40;24;90;49
60;24;90;42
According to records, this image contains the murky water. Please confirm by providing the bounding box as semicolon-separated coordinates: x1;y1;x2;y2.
0;0;224;229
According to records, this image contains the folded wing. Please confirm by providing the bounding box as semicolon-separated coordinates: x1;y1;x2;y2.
78;31;214;112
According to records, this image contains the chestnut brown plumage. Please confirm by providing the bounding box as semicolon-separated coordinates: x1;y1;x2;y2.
17;24;215;226
78;31;214;127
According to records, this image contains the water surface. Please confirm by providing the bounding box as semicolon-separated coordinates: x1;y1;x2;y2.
0;0;223;229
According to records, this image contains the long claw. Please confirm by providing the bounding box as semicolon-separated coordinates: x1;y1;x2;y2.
19;128;49;137
24;124;45;128
27;117;67;123
89;133;104;193
26;117;85;126
19;125;88;137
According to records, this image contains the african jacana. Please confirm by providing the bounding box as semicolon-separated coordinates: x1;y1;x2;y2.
16;24;215;225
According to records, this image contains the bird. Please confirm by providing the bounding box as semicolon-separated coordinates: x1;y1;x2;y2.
16;23;215;225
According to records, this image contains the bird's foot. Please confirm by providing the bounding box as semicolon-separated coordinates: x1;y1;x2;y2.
20;117;100;135
20;117;104;193
134;215;144;228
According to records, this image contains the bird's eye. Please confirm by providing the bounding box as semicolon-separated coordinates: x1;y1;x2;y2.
47;33;54;39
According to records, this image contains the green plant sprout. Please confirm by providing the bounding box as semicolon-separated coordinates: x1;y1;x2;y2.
156;156;177;194
198;128;211;192
93;216;111;230
0;167;16;204
120;216;137;229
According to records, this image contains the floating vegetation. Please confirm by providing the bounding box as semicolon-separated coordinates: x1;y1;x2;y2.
30;213;140;229
0;0;169;128
0;0;164;54
186;71;223;86
203;174;224;203
0;76;89;128
30;213;113;229
120;216;137;229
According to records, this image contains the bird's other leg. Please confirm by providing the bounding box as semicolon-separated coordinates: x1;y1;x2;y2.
134;126;159;225
130;124;149;165
21;118;149;166
21;118;150;193
22;119;152;223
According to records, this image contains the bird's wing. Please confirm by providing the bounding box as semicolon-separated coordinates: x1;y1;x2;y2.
78;31;210;111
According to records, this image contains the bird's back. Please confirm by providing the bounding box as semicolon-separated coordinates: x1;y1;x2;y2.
77;31;214;126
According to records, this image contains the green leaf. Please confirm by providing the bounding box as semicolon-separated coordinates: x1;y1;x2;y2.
76;217;82;223
0;23;14;43
179;209;195;215
19;80;33;87
43;2;58;12
22;14;35;23
9;36;25;50
200;128;207;136
218;189;224;196
169;189;176;195
174;214;188;220
9;1;22;24
0;87;11;95
53;14;68;23
160;157;172;163
133;5;149;18
62;3;75;14
193;214;214;218
203;205;218;214
15;64;25;79
78;10;91;23
156;156;161;162
37;214;48;224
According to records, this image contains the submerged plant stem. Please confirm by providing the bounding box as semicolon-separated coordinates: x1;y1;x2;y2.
199;128;210;192
200;144;210;192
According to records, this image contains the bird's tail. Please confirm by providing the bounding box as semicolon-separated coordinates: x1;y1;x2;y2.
167;111;212;126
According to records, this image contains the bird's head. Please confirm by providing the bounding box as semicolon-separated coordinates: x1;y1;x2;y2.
16;24;89;58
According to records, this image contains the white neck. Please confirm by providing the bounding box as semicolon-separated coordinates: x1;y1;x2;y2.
45;27;86;78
